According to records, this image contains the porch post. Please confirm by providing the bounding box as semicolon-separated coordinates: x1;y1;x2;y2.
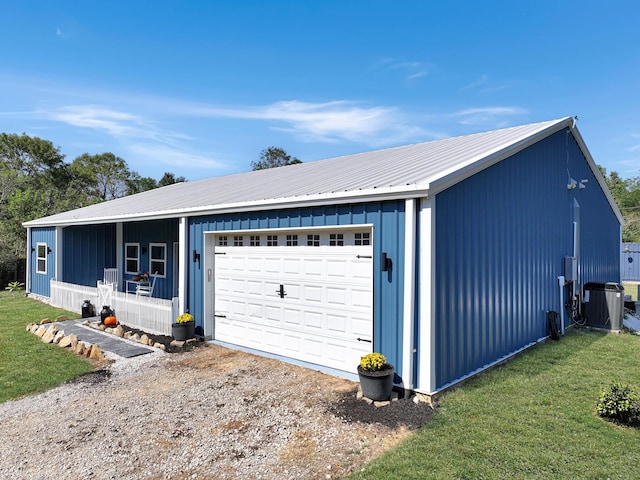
178;217;188;314
116;223;123;289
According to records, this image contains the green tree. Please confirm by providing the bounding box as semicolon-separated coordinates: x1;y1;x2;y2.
601;166;640;242
158;172;187;186
251;147;302;170
70;152;134;201
0;134;75;284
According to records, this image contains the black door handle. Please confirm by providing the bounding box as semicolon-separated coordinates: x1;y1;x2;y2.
276;284;287;298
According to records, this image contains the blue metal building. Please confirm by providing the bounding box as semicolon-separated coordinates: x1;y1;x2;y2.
23;117;623;394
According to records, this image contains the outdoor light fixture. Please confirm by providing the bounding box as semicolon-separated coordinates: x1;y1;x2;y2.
193;250;201;263
381;252;392;272
142;246;147;254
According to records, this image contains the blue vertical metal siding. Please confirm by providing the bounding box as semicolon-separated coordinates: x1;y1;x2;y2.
188;201;406;376
62;224;116;287
30;227;56;297
123;219;178;299
434;129;621;389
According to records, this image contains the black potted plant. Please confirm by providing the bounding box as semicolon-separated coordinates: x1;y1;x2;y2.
172;312;195;341
357;352;395;401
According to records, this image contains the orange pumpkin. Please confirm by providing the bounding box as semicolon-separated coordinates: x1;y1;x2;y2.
104;316;118;326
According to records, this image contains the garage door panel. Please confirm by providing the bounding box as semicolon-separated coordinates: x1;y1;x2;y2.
215;238;373;374
303;285;323;303
304;311;323;329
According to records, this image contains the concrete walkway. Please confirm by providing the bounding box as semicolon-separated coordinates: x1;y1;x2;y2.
51;318;154;358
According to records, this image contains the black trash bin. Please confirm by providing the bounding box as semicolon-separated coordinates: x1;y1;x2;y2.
582;282;625;331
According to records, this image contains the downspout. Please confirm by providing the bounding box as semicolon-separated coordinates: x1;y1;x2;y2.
402;198;417;392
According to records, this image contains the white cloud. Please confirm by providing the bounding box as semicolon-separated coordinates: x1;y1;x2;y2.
179;99;427;145
44;105;191;145
452;106;529;127
127;144;227;171
370;57;429;81
56;28;63;37
461;74;489;90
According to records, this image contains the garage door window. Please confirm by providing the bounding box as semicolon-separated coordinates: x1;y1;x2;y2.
307;234;320;246
250;235;261;246
286;234;298;246
355;232;370;245
267;235;278;246
233;236;243;246
330;233;344;246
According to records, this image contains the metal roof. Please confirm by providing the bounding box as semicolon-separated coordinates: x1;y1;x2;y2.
24;116;623;227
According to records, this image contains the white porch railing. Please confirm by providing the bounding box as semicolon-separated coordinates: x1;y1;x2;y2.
50;279;176;336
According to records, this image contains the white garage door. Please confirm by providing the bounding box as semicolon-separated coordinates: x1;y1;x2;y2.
213;230;373;373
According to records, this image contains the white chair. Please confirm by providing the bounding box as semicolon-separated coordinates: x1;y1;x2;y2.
136;272;157;297
103;268;118;290
97;268;118;306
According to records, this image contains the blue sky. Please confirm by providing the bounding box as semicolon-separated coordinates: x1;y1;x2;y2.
1;1;639;181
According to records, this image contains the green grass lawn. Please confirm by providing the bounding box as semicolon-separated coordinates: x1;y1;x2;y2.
351;328;640;479
0;291;94;403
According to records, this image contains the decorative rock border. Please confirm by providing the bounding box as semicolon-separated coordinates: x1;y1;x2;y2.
26;318;107;362
82;319;199;350
25;315;179;362
82;320;169;350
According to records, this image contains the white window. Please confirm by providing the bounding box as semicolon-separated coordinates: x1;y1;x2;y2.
125;243;140;274
218;236;228;246
233;235;244;246
149;243;166;277
355;232;371;246
249;235;261;246
307;234;320;246
36;243;47;274
286;234;298;246
329;233;344;246
267;235;278;246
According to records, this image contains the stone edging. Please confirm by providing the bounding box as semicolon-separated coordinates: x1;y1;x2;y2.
26;317;109;362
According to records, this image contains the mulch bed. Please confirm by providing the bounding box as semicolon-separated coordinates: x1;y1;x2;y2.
328;390;434;429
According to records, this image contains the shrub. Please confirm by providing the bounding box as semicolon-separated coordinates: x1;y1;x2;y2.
595;381;640;424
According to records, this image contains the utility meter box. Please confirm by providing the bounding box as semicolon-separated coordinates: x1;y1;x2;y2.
564;256;578;282
582;282;625;331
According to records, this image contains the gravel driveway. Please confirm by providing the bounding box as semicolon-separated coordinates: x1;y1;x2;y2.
0;344;432;479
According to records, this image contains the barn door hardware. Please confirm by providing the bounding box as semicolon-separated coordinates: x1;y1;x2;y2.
356;255;372;259
357;337;372;343
276;284;287;298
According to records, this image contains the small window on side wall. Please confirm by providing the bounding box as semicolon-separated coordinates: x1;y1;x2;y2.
149;243;166;277
125;243;140;274
36;243;47;274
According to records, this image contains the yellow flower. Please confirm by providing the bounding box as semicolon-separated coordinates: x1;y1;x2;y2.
176;313;194;324
359;353;389;372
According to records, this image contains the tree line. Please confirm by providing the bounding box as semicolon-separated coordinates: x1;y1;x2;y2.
0;133;186;286
0;137;302;287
